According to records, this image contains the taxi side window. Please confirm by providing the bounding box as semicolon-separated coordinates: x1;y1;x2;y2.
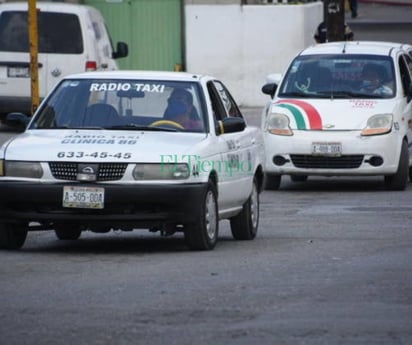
399;55;412;97
212;81;242;119
207;81;226;123
207;80;244;122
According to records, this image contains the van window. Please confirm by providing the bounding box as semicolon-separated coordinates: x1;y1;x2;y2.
0;11;83;54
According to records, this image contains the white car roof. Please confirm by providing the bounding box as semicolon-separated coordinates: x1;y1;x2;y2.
300;41;410;57
0;1;90;12
64;70;212;82
0;1;98;15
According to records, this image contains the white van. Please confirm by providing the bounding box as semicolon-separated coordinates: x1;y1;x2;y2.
0;1;128;116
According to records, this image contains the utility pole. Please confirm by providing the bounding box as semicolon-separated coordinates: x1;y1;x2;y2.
324;0;345;42
28;0;39;115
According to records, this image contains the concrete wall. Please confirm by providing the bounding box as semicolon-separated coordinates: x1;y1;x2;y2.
185;2;323;107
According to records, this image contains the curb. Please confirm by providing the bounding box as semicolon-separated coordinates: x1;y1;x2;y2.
359;0;412;6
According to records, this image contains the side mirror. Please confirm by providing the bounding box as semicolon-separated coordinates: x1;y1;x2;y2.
262;83;277;99
112;42;129;59
216;117;246;135
3;112;30;132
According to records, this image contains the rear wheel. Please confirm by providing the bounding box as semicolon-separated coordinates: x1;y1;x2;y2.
184;181;218;250
264;173;281;190
384;140;409;191
230;177;259;240
0;223;28;250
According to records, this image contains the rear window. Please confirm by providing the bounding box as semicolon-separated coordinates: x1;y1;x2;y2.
0;11;83;54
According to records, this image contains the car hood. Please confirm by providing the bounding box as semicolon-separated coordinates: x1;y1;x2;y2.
270;99;397;130
2;130;208;162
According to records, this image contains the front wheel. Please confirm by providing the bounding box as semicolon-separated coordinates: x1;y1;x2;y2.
230;177;259;240
55;226;82;240
184;181;218;250
384;140;409;191
0;223;28;250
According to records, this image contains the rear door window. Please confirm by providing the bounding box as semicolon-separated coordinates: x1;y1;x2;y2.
0;11;83;54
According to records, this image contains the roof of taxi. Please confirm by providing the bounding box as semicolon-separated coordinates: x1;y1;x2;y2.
63;70;209;82
299;41;409;57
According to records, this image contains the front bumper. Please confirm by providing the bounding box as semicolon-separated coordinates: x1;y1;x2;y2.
0;181;208;228
263;130;402;176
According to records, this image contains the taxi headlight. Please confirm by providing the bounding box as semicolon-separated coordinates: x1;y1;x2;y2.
266;113;293;136
361;114;393;136
5;161;43;178
132;163;190;180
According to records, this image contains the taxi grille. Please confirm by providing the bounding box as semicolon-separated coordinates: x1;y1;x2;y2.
290;155;364;169
49;162;128;181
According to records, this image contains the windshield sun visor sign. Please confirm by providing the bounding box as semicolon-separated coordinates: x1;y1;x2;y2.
89;83;166;93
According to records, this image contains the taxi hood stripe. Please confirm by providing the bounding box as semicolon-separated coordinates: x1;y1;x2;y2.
276;100;323;130
276;103;306;129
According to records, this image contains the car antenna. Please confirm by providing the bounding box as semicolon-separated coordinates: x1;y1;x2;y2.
342;42;347;54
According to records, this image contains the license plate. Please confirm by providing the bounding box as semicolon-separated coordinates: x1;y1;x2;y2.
63;186;104;209
311;142;342;156
7;66;30;78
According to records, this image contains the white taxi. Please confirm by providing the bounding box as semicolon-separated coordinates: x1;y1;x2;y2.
261;41;412;190
0;71;264;250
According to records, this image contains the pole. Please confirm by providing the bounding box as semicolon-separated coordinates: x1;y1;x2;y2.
28;0;39;115
324;0;345;42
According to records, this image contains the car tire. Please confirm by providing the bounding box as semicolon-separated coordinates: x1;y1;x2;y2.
290;175;308;182
230;177;259;240
184;181;218;250
55;227;82;240
384;140;409;191
264;173;281;190
0;223;28;250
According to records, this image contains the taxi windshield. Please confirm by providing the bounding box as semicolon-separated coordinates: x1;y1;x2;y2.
278;54;396;99
30;79;207;133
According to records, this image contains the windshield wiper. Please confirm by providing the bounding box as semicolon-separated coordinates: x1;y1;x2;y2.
108;124;178;132
279;92;312;98
328;91;357;98
45;126;105;130
347;92;383;99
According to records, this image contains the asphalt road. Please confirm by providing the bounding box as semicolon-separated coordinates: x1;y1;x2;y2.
1;175;412;345
1;3;412;342
1;109;412;345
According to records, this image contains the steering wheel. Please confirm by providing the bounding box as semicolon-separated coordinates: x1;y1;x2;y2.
149;119;185;130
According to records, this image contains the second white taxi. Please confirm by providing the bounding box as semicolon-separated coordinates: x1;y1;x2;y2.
0;71;264;250
261;41;412;190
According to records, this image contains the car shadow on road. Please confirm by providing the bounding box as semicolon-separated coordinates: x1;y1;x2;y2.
273;176;397;192
19;229;240;254
21;233;190;254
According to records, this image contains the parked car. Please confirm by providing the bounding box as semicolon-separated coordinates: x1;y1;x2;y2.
0;71;264;250
0;1;128;117
261;41;412;190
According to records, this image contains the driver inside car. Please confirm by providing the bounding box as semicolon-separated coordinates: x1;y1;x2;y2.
359;63;393;96
163;88;203;130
